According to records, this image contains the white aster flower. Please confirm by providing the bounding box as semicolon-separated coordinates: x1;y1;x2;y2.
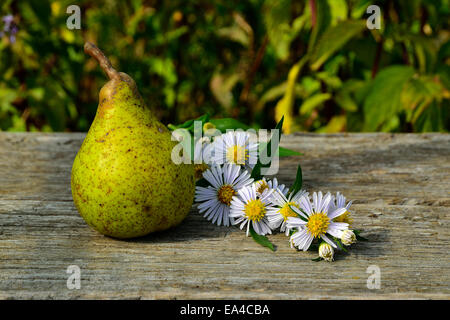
329;192;353;227
195;164;253;226
229;183;275;236
287;191;349;251
212;131;258;171
341;229;357;246
266;188;308;235
254;177;288;198
318;242;334;262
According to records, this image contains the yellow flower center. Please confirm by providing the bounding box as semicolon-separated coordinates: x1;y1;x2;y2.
244;199;266;222
226;145;248;165
306;212;330;238
256;180;269;194
279;202;299;221
333;210;353;227
217;184;236;206
194;163;209;180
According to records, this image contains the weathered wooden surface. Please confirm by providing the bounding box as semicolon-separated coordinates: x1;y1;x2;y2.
0;132;449;299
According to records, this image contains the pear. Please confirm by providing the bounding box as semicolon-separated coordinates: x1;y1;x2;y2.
71;42;195;239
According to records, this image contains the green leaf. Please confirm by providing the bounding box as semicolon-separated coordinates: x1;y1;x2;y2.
307;0;331;53
414;102;443;132
310;20;366;71
258;82;307;111
401;75;445;124
317;115;346;133
168;120;193;131
263;0;292;60
312;257;323;262
251;116;284;180
250;160;263;181
0;88;18;112
288;165;303;195
351;0;372;19
249;224;276;251
209;118;250;132
315;71;343;89
355;234;369;242
258;82;289;108
258;144;302;157
279;146;303;157
353;230;369;241
274;57;309;134
335;79;366;112
299;93;332;115
404;34;437;74
328;0;348;24
363;66;415;131
335;238;348;252
168;114;210;131
335;94;358;113
274;115;285;134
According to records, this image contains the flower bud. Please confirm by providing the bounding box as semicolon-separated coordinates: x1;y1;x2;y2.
341;229;357;246
318;242;334;262
203;122;216;132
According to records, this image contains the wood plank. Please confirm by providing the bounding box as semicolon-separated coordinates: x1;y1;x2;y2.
0;132;449;299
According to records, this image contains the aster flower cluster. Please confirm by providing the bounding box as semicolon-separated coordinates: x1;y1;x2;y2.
169;115;366;261
192;129;365;262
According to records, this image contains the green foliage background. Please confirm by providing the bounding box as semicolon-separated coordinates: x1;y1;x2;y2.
0;0;449;133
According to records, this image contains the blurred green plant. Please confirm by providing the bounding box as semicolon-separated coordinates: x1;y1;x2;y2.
0;0;448;133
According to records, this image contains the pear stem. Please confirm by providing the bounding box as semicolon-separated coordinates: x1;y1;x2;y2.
84;42;120;81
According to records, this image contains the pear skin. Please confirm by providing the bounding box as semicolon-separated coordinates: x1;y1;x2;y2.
71;42;195;239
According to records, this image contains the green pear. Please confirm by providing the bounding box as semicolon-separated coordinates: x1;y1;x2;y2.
71;42;195;239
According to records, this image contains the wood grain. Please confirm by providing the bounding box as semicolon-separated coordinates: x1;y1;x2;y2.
0;132;449;299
